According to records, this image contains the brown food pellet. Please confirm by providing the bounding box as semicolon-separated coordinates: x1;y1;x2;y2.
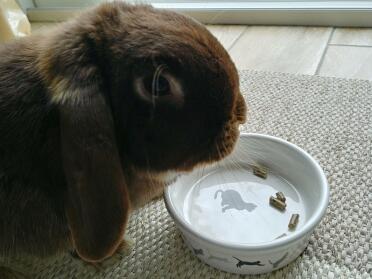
276;192;286;203
269;196;286;211
288;214;300;230
252;165;268;179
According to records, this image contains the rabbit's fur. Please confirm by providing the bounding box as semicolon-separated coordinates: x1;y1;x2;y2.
0;1;247;269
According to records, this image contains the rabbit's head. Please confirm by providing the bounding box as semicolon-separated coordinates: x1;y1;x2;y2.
102;4;247;172
38;2;246;263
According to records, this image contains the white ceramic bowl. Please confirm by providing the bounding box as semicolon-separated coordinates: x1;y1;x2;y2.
164;133;329;275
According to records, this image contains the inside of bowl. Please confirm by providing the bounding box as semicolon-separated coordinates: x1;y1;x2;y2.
167;134;325;245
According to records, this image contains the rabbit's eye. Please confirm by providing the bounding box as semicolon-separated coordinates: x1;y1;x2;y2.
143;74;171;97
134;69;183;107
155;75;170;96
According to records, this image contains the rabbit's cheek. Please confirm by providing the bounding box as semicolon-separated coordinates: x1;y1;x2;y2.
235;93;248;125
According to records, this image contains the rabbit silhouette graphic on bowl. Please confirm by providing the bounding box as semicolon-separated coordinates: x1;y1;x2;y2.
214;189;257;213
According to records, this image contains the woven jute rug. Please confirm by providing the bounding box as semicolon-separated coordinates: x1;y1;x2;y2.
2;70;372;278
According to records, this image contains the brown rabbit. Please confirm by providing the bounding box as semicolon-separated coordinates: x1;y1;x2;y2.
0;1;247;274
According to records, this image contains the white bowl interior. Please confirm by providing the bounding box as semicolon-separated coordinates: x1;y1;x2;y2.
167;134;326;246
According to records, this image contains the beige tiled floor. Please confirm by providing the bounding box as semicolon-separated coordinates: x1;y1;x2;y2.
228;26;332;75
206;25;246;50
331;28;372;46
31;22;372;81
318;45;372;80
206;25;372;80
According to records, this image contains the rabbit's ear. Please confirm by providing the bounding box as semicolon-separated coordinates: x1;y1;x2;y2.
59;87;130;263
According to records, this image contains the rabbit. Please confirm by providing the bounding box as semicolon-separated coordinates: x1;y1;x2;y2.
0;0;247;272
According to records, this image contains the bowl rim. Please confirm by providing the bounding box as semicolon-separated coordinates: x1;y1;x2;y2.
164;133;329;251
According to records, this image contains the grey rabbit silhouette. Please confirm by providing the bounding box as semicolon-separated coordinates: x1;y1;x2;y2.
214;189;257;213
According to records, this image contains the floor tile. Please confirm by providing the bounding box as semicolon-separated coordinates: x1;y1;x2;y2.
229;26;332;74
331;28;372;46
318;45;372;80
206;25;246;50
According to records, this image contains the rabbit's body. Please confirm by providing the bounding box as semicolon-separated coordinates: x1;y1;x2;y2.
0;38;71;258
0;39;165;257
0;39;54;179
0;36;174;259
0;1;247;272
